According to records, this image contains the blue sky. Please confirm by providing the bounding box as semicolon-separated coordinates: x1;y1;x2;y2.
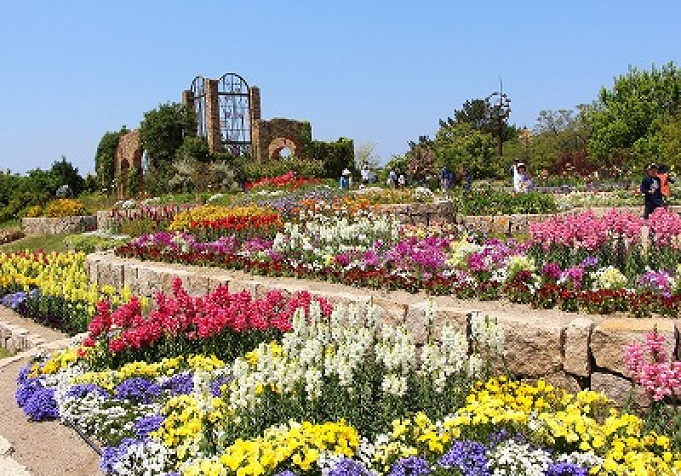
1;1;679;176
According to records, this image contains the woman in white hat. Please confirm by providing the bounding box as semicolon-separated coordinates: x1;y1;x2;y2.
512;160;531;193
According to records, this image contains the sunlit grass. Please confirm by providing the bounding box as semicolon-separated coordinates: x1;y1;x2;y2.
0;233;71;254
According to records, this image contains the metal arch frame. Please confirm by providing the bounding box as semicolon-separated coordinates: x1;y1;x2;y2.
217;72;251;156
190;76;207;138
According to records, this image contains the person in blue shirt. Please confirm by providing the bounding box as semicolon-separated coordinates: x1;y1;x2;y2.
640;163;663;219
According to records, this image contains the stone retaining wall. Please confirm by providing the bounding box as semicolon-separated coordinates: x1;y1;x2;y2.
22;216;97;236
86;251;680;403
0;321;47;353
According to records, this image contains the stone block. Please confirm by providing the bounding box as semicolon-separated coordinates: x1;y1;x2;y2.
369;296;407;327
123;263;141;295
590;371;647;406
493;312;565;377
524;371;582;395
405;302;431;344
207;274;231;292
226;278;262;296
186;274;211;296
429;302;469;338
591;318;676;377
564;317;595;377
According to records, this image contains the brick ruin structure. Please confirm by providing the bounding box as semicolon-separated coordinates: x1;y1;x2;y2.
113;73;313;198
181;74;311;161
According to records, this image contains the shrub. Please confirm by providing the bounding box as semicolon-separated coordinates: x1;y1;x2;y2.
43;199;88;218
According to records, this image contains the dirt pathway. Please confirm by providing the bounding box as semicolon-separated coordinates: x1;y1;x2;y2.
0;307;101;476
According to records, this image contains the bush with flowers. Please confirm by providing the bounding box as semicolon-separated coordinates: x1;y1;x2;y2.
168;204;284;242
114;207;681;318
0;250;135;334
15;288;681;475
42;198;89;217
245;171;323;192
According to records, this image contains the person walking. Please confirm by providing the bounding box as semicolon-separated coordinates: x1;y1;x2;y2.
657;164;674;203
640;163;663;219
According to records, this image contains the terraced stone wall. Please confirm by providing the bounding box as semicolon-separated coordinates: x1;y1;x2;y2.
86;251;680;403
22;216;97;236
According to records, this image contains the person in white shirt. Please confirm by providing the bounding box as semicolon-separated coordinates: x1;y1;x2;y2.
512;161;531;193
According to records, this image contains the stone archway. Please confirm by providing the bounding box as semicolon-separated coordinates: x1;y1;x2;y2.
114;130;144;198
268;136;300;160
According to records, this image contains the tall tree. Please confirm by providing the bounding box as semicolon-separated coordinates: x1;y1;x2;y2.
588;62;681;168
139;102;196;165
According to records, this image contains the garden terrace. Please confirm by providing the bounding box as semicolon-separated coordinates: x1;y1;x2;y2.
21;216;97;236
87;250;679;404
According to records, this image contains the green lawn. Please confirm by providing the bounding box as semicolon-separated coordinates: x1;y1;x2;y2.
0;233;71;253
0;347;14;359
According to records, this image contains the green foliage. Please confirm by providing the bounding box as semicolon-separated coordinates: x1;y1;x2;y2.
237;157;326;182
95;128;127;192
0;233;71;254
308;137;354;178
407;136;437;183
64;234;127;253
175;136;211;163
434;122;500;179
453;189;557;216
139;102;196;165
588;62;681;168
527;108;593;176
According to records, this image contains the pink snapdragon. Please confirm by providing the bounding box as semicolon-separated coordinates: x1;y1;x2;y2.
648;207;681;246
625;329;681;402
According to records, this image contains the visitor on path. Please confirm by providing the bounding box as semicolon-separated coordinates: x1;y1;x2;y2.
361;164;371;185
398;173;406;188
512;160;531;193
657;164;674;203
388;169;397;189
439;166;449;191
339;168;352;190
640;163;663;219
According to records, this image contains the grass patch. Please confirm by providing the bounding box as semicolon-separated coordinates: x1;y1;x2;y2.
0;218;20;229
0;346;14;359
0;233;71;254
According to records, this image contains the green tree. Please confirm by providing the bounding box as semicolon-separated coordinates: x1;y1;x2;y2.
139;102;196;166
94;127;127;192
434;121;499;179
406;136;437;183
529;107;593;175
588;62;681;169
49;156;85;196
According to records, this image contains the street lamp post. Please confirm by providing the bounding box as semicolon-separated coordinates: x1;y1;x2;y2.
486;90;511;162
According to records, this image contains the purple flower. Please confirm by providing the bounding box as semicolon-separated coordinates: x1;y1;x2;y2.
389;456;432;476
581;255;599;269
16;365;31;386
20;385;59;421
65;383;109;399
329;457;372;476
547;462;589;475
114;377;161;404
211;375;229;397
274;471;298;476
134;414;165;438
541;262;562;281
438;440;490;476
100;437;139;473
1;291;29;310
162;373;194;395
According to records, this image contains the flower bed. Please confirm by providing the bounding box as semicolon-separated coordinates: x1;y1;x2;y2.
0;250;133;334
15;283;681;475
115;208;681;318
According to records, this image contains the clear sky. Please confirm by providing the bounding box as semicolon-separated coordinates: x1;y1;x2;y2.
1;1;679;176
